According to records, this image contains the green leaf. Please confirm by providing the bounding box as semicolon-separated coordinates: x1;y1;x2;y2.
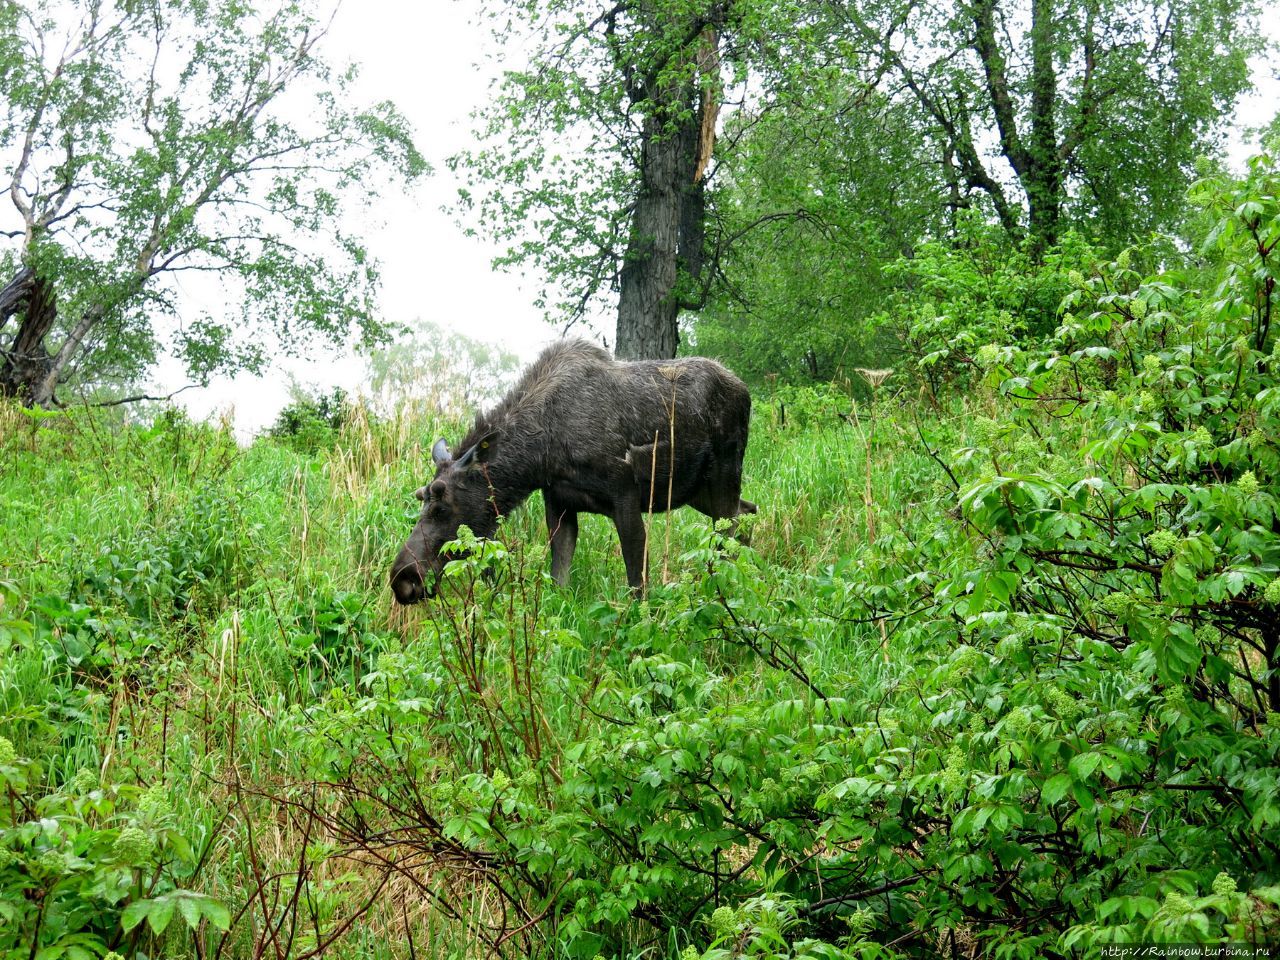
178;893;202;929
1069;752;1101;780
147;897;176;935
1043;773;1072;805
121;900;151;933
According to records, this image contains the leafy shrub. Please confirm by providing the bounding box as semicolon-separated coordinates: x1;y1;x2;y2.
852;148;1280;954
266;386;353;454
66;486;252;629
0;742;228;959
284;585;394;691
767;382;853;428
882;215;1099;397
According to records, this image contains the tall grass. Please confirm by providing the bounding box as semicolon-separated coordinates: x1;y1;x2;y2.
11;378;1261;958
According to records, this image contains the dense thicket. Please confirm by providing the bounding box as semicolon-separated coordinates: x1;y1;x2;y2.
2;0;1278;956
2;143;1277;958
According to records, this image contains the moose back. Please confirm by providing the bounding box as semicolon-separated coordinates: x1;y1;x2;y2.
389;339;756;602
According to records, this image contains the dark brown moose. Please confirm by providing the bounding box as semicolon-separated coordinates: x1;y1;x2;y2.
389;339;756;603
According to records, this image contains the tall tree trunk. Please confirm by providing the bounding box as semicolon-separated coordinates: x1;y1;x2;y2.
617;108;686;360
616;96;708;360
615;20;717;361
1025;0;1063;255
0;272;59;405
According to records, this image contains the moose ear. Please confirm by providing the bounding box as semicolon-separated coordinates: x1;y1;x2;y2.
454;430;499;470
431;438;451;466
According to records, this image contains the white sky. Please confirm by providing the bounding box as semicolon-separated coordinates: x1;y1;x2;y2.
159;0;559;435
160;0;1280;437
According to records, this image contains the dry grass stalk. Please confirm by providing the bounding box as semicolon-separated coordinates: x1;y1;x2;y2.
644;429;659;592
853;368;894;661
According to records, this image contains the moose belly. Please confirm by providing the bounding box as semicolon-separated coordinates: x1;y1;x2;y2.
544;481;613;515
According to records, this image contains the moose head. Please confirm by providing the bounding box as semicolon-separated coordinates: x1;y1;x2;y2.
389;432;499;604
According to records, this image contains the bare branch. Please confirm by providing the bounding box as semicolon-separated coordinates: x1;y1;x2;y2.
63;382;201;409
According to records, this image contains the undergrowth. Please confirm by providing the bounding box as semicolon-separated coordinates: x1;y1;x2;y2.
1;153;1279;958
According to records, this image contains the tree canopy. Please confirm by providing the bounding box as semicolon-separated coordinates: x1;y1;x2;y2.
456;0;1262;368
0;0;424;406
831;0;1261;251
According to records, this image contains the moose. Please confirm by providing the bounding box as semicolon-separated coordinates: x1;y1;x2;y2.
389;339;756;603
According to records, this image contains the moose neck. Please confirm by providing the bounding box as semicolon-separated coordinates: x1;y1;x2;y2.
458;356;579;516
479;454;539;518
455;414;546;520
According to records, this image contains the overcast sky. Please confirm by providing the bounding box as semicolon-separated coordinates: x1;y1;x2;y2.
163;0;1280;437
160;0;557;435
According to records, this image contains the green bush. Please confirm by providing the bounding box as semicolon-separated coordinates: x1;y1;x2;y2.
0;739;229;959
266;386;353;454
882;215;1100;398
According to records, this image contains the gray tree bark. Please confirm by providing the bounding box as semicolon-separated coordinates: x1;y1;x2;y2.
0;271;59;405
614;17;717;361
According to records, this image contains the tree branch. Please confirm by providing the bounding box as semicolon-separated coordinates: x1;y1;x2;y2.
971;0;1028;177
63;382;200;409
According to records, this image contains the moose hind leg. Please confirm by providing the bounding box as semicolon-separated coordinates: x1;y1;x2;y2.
611;493;648;594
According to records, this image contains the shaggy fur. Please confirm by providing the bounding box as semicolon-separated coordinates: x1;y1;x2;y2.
390;339;755;602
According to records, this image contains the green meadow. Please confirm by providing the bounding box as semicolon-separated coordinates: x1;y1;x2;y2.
3;349;1279;958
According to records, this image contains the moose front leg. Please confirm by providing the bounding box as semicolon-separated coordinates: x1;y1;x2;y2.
611;493;648;594
543;490;579;586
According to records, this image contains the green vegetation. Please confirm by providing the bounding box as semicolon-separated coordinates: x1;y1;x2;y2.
2;0;1277;953
267;387;356;456
455;0;1260;361
3;148;1278;957
0;0;424;406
